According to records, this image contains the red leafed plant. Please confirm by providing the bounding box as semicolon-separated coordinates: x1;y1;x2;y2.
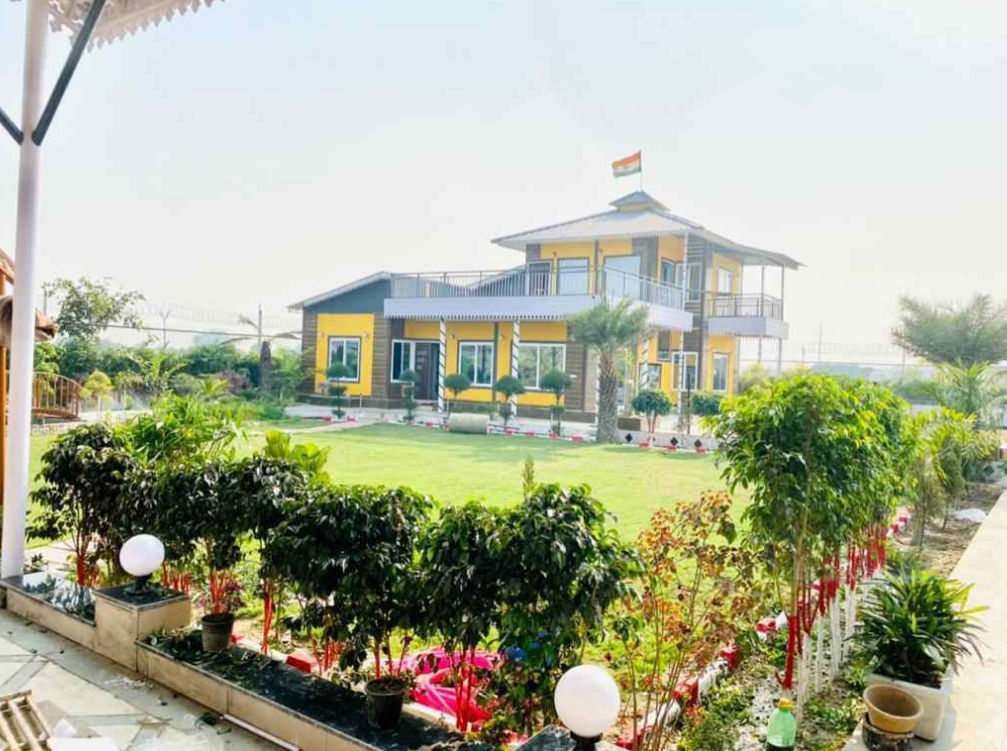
609;492;764;751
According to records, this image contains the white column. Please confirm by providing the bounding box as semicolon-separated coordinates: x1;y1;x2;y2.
2;0;48;579
510;320;520;411
437;318;447;413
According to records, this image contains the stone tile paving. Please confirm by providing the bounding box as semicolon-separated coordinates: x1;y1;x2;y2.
0;607;274;750
844;489;1007;750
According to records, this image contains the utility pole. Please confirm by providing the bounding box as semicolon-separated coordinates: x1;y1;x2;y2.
257;304;263;349
159;310;170;350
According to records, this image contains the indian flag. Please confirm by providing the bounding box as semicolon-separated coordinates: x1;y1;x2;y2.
612;151;642;178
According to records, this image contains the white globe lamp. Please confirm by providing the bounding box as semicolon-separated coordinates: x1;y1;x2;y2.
119;534;165;595
554;665;621;748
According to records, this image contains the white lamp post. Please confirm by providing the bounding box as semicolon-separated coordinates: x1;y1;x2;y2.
119;534;165;595
0;0;224;578
554;665;621;750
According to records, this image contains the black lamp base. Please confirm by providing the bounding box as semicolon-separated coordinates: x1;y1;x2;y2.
571;733;602;751
124;575;151;597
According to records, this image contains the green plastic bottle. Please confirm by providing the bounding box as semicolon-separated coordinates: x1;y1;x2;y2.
766;696;797;750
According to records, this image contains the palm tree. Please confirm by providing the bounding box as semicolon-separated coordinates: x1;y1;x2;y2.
224;305;300;393
935;362;1006;428
569;298;648;443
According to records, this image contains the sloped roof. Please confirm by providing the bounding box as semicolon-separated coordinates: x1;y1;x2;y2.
492;191;802;269
288;271;391;311
8;0;225;48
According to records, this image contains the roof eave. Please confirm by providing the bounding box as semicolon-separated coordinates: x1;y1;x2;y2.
288;271;392;311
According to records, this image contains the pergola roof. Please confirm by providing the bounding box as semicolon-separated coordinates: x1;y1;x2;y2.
10;0;223;47
493;190;803;269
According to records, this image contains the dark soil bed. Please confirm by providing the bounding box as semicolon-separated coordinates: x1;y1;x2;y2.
893;483;1002;575
146;630;490;751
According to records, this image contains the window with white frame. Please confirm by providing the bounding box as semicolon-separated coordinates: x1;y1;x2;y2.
517;343;566;389
717;268;734;295
391;340;416;382
459;342;495;387
558;258;590;295
672;351;698;391
712;353;729;392
639;362;662;389
328;337;361;381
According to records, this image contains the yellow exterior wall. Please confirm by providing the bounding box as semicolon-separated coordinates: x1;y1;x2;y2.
313;314;375;396
658;236;685;265
710;253;742;294
404;320;440;340
400;320;570;407
539;242;595;294
705;334;738;393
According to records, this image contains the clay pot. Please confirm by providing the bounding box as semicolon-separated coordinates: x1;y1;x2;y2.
863;685;923;735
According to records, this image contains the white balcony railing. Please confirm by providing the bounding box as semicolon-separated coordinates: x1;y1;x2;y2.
389;267;685;310
706;293;782;320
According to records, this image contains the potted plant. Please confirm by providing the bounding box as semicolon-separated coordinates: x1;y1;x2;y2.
539;369;572;435
853;568;985;740
399;369;417;422
493;374;524;428
327;362;350;419
631;388;673;437
265;485;432;730
443;373;471;415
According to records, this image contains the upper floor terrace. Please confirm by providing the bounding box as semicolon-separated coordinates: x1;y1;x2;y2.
383;264;693;331
705;292;789;339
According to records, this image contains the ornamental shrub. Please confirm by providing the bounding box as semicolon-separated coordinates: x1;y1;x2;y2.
265;485;432;677
689;391;723;416
30;423;146;586
853;568;984;687
631;388;673;433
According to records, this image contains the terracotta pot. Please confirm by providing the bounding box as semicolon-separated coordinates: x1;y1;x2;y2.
865;671;952;741
863;684;923;735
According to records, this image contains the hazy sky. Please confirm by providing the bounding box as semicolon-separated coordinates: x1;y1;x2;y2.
1;0;1005;351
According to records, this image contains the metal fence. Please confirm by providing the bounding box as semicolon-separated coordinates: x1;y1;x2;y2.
389;268;685;309
706;293;782;319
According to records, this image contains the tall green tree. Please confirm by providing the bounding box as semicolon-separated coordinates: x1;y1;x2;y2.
80;370;114;416
708;373;903;691
43;277;144;342
569;298;648;442
892;294;1007;366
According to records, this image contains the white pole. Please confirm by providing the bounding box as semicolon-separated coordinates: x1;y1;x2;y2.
3;0;49;578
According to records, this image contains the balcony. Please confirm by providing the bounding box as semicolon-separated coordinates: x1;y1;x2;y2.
705;293;788;338
384;267;693;330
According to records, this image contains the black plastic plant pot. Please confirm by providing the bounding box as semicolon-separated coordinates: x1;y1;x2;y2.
201;612;235;653
365;677;406;730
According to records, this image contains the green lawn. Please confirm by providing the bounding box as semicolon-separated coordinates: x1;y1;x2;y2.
28;423;747;538
250;423;746;536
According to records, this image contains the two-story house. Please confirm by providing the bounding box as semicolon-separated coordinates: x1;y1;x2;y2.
290;190;800;422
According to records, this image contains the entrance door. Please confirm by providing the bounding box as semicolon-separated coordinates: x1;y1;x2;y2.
526;261;552;296
413;343;440;401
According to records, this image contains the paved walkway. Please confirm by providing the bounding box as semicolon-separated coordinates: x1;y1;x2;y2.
846;489;1007;750
0;607;273;749
937;488;1007;750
